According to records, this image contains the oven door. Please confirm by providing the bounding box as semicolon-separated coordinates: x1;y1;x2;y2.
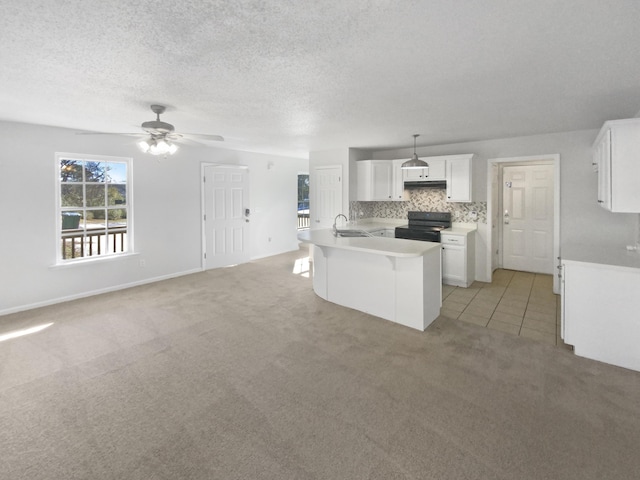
394;227;440;242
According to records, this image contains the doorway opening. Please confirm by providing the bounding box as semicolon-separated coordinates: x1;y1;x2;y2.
487;155;560;293
297;173;309;230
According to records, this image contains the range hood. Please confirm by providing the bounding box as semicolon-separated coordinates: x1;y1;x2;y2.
404;180;447;189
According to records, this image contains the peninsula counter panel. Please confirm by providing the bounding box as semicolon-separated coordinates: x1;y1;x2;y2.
299;230;442;331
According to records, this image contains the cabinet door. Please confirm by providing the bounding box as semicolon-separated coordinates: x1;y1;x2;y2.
391;159;407;201
357;160;393;201
596;130;611;210
427;158;446;180
371;161;393;200
442;244;466;284
446;157;472;202
402;166;428;181
356;162;372;201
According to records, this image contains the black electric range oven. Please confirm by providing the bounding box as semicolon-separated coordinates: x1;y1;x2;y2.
394;211;452;243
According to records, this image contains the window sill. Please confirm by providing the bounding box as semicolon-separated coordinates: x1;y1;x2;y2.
50;252;140;269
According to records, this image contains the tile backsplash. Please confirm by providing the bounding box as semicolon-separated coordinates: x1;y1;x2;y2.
350;188;487;224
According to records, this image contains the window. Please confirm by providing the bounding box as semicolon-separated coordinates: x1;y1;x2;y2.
57;153;132;262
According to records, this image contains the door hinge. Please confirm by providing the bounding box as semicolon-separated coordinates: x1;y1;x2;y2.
203;176;206;183
204;252;207;259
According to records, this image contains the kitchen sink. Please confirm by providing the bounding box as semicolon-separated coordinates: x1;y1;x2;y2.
334;228;374;238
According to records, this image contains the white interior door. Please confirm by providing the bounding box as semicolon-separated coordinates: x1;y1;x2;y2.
203;165;250;269
313;165;343;229
502;164;554;274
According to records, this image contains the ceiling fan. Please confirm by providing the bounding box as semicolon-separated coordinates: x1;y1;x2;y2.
78;104;224;156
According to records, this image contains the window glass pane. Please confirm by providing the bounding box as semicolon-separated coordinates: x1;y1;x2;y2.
107;184;126;206
86;184;106;207
86;209;106;229
106;162;127;183
61;184;83;207
61;210;83;230
107;208;127;228
85;162;106;182
60;160;84;182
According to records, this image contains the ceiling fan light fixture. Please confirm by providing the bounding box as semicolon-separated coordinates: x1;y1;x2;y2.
138;136;178;156
401;134;429;170
137;138;151;153
148;137;178;156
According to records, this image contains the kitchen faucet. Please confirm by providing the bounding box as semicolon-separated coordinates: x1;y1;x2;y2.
332;214;348;236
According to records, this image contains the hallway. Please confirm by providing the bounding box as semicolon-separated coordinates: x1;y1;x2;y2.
441;269;567;348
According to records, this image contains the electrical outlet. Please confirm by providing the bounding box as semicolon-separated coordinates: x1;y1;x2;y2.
470;211;478;220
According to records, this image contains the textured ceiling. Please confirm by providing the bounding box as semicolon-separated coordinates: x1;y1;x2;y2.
1;0;640;158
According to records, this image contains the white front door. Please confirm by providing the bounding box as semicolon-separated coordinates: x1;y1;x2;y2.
313;165;343;229
502;164;554;274
203;165;250;269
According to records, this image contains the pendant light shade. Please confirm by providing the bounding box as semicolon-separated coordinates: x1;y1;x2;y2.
401;134;429;170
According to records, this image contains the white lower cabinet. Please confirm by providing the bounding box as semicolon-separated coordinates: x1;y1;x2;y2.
561;259;640;372
441;232;475;287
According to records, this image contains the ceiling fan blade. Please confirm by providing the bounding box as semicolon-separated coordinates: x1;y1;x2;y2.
76;131;146;137
180;133;224;142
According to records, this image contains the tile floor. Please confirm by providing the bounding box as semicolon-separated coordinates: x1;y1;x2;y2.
441;269;567;347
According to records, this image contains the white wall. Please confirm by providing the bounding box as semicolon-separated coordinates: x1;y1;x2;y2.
0;121;307;315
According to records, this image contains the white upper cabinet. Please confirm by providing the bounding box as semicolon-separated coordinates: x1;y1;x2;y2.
357;154;474;203
357;160;394;201
401;157;445;181
391;159;408;201
593;118;640;212
446;155;473;203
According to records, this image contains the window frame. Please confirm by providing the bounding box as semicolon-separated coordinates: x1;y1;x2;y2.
55;152;134;264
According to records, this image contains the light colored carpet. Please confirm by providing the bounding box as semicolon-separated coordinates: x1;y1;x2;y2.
1;248;640;479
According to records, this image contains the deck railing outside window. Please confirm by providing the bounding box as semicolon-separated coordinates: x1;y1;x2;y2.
61;227;127;259
297;213;310;230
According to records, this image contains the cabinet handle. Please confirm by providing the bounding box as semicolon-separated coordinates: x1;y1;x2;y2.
597;200;603;204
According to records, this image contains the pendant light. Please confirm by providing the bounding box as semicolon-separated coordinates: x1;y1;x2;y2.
400;134;429;170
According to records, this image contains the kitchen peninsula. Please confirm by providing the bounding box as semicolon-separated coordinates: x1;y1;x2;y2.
298;228;442;331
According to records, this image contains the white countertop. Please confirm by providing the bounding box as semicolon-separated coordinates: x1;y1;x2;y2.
443;223;477;235
562;243;640;270
298;229;441;258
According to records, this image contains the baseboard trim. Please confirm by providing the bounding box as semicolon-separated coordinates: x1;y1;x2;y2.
250;246;301;261
0;268;203;317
